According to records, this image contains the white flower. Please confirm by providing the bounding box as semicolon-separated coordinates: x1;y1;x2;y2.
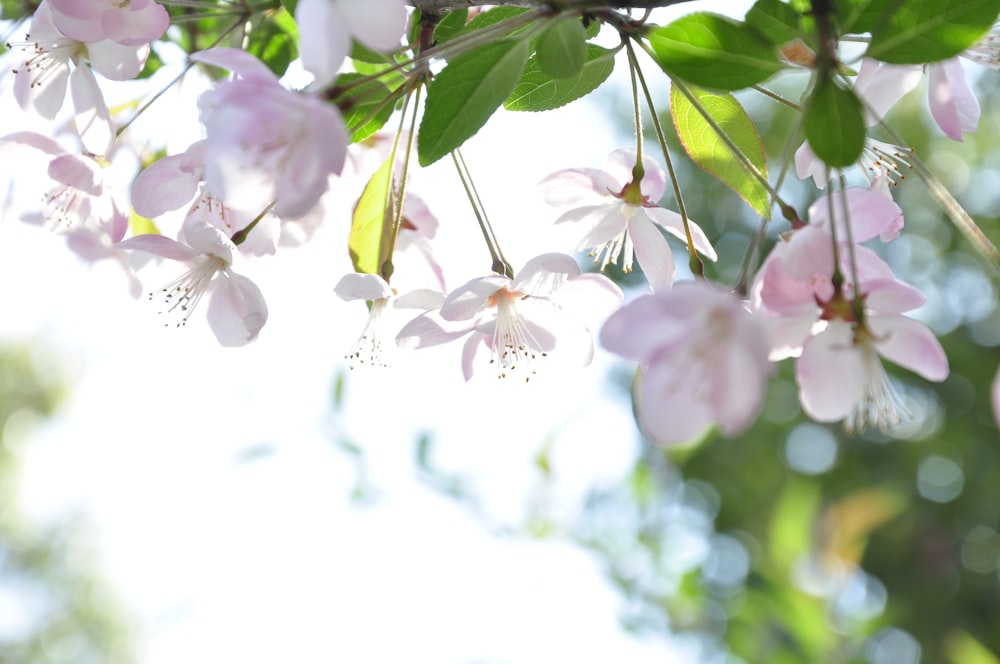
541;149;716;291
397;253;623;381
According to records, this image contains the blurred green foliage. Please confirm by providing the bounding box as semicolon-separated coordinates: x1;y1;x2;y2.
0;346;134;664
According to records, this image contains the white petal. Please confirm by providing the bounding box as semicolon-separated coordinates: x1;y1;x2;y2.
206;271;268;346
643;207;717;260
296;0;350;89
338;0;407;51
628;214;675;292
69;65;113;157
334;272;393;301
796;321;866;422
440;275;508;321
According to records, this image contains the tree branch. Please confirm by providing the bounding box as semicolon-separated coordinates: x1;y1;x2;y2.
407;0;696;11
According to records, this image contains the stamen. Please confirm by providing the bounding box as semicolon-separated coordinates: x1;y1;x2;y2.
844;346;911;434
150;256;227;328
346;299;390;368
491;290;547;381
860;139;913;187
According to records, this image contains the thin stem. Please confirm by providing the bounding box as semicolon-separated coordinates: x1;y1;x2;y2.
626;38;702;277
751;85;801;111
825;166;845;295
383;84;424;281
115;12;248;138
231;201;277;246
626;37;645;182
451;150;514;278
835;177;865;322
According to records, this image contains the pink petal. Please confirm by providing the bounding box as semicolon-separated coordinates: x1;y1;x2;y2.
853;58;922;126
928;58;980;141
808;186;903;244
15;57;70;120
628;214;675;292
709;338;770;436
511;252;581;295
69;65;113;156
868;315;949;382
794;141;828;188
47;153;102;195
131;153;202;218
191;48;278;84
116;233;200;261
440;276;507;321
396;312;472;349
639;362;714;446
643;207;717;260
862;278;926;314
101;2;169;46
796;320;866;422
540;168;619;205
206;271;268;346
461;334;484;381
1;131;67;157
87;40;148;80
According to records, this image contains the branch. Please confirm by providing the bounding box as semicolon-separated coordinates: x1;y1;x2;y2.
407;0;695;11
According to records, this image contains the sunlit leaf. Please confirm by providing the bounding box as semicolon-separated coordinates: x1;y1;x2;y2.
418;39;529;166
504;44;615;112
350;157;396;277
648;12;785;90
535;17;587;79
670;83;770;217
866;0;1000;64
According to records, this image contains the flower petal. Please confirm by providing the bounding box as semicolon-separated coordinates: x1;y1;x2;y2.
928;58;980;141
295;0;350;89
796;320;866;422
334;272;393;301
206;271;268;346
628;214;675;292
116;233;200;261
868;315;949;382
643;207;717;260
338;0;406;52
440;275;508;321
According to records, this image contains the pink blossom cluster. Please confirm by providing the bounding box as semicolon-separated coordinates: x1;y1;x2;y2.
2;1;997;444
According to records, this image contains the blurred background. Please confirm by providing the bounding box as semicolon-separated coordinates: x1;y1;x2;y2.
2;1;1000;662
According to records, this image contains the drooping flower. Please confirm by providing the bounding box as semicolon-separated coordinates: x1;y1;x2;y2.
397;253;623;381
600;280;773;446
116;215;268;346
8;1;151;154
295;0;407;89
191;47;349;219
334;272;444;368
541;149;717;291
795;280;949;432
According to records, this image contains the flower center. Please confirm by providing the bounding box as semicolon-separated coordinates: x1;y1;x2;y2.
860;139;912;187
844;344;910;434
346;299;390;368
491;290;547;381
152;255;228;328
8;32;82;90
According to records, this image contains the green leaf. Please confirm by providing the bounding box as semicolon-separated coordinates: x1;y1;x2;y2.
647;12;785;90
803;78;865;168
535;17;588;79
418;39;530;166
459;6;532;37
433;9;469;44
334;74;397;143
350;158;396;278
670;83;770;217
244;8;298;77
505;44;615;112
745;0;802;45
279;0;297;17
833;0;895;35
351;40;394;65
866;0;1000;64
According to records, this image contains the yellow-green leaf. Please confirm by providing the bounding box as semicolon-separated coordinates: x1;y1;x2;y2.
349;158;396;278
670;83;769;217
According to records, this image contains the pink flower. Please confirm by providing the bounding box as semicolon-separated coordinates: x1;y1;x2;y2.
117;216;268;346
600;281;773;446
397;253;623;381
795;280;949;431
47;0;168;46
191;48;349;219
541;149;716;291
8;1;151;154
0;131;126;239
296;0;407;89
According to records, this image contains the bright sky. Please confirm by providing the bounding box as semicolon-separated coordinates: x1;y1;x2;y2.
0;2;754;661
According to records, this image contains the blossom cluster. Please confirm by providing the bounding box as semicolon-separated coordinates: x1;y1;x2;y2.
2;0;998;445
